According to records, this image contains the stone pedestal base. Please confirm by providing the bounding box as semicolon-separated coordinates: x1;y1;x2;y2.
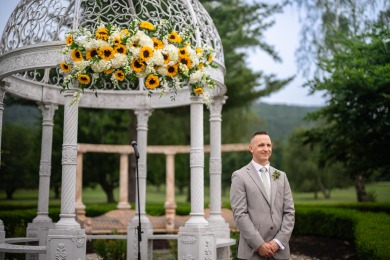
46;229;86;260
26;221;55;260
0;220;5;260
127;219;153;260
178;226;216;260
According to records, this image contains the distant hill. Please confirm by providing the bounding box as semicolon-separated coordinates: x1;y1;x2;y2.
3;103;40;129
252;102;320;142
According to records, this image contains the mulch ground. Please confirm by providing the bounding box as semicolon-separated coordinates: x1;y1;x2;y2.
290;235;356;260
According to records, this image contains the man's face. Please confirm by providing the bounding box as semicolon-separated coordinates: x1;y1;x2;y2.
249;134;272;165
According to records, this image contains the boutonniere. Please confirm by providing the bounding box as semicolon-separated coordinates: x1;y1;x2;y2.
272;170;281;180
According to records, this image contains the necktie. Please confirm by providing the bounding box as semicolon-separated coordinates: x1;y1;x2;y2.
260;167;270;200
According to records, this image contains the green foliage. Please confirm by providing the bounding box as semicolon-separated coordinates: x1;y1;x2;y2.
294;206;390;260
85;203;117;217
300;25;390;200
93;234;126;260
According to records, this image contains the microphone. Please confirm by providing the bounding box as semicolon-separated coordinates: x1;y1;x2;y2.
131;141;140;159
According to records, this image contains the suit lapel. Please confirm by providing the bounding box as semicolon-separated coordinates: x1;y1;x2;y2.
269;166;277;207
246;163;271;205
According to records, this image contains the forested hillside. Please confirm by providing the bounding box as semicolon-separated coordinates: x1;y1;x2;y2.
3;102;320;142
252;102;319;142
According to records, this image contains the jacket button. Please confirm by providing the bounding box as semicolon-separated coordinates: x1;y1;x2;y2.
270;227;273;230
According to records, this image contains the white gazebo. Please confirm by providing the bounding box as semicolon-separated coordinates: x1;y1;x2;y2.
0;0;232;259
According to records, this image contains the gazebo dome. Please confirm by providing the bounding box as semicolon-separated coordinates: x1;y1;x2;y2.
0;0;226;109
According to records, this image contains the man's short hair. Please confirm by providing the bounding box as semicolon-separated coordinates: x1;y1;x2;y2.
250;131;269;142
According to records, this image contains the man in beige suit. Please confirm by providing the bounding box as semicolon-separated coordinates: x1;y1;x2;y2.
230;131;295;260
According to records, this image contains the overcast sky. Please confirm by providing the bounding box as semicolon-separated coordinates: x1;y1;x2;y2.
0;0;326;107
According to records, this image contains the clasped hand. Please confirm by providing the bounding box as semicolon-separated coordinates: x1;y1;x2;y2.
257;240;279;257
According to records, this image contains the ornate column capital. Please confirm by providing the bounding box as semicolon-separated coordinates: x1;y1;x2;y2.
38;102;59;126
209;95;227;116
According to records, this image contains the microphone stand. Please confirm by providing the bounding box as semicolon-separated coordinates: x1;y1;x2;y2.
132;141;142;260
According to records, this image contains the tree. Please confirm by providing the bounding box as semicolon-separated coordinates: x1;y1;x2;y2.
301;25;390;202
283;128;350;199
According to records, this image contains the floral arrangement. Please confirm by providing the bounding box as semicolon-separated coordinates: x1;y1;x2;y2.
272;170;281;180
59;19;216;105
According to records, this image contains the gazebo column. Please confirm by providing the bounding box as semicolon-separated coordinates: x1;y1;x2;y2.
47;88;86;260
178;96;216;260
127;108;153;260
118;153;131;209
26;103;57;260
208;96;231;259
75;151;86;222
0;82;8;166
164;151;176;233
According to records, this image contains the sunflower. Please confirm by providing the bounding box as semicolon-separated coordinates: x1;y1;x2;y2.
139;21;155;31
139;46;154;61
168;31;182;43
77;74;91;85
163;53;170;64
71;49;83;62
103;68;114;75
145;74;160;89
196;47;202;55
95;27;109;40
100;46;115;60
114;44;127;54
60;62;71;73
179;56;192;68
113;37;121;45
198;63;204;69
131;58;145;73
115;70;125;81
166;64;179;77
152;38;164;49
194;87;204;95
86;48;101;60
208;54;213;63
178;47;188;57
65;35;73;45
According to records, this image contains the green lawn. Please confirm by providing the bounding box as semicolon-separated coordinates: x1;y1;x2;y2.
1;182;389;209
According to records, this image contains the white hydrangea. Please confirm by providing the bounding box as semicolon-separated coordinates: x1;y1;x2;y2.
188;48;199;67
111;53;128;68
130;31;153;48
179;63;189;75
73;61;90;71
189;70;205;84
146;50;165;67
163;44;179;62
157;66;168;76
91;59;111;73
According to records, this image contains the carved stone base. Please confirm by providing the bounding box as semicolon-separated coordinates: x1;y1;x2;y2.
178;226;216;260
26;221;55;260
46;229;86;260
127;220;153;260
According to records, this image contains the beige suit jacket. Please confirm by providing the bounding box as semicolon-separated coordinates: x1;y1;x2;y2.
230;162;295;260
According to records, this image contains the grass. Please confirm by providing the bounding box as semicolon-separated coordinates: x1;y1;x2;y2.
1;182;389;209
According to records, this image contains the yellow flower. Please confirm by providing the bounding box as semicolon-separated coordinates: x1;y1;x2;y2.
139;46;154;61
179;56;192;68
60;62;71;73
131;58;145;73
168;31;182;43
166;64;178;77
115;70;125;81
163;53;170;64
152;38;164;49
139;21;155;31
208;54;213;63
104;68;114;74
100;46;115;60
178;47;188;57
86;48;101;60
194;87;204;95
113;37;121;45
198;63;204;69
121;29;130;36
71;49;83;62
77;74;91;85
114;44;127;54
66;35;73;45
95;27;109;40
196;47;202;55
145;74;160;89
